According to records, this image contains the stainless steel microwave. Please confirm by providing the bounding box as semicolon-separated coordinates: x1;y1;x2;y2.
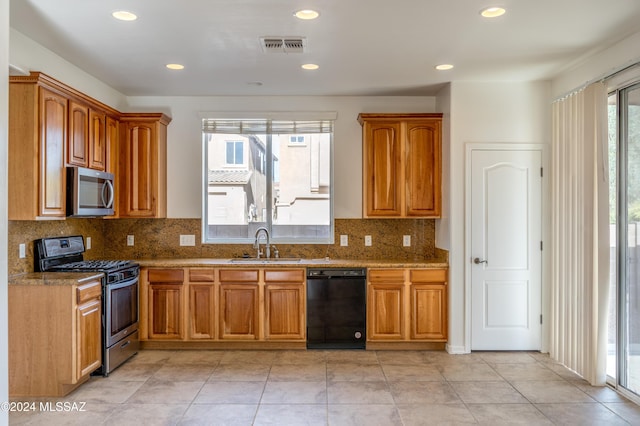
66;167;115;217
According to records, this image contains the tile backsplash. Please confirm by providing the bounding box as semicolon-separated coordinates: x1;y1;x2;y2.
8;218;446;276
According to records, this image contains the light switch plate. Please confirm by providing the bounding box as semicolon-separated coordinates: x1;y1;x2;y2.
127;235;135;246
340;235;348;246
86;237;91;250
19;243;26;259
364;235;372;246
403;235;411;247
180;234;196;246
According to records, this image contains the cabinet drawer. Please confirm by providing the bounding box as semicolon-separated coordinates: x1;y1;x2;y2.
189;268;215;282
264;269;304;282
148;269;184;283
77;280;102;304
368;269;405;282
410;269;447;283
219;269;259;282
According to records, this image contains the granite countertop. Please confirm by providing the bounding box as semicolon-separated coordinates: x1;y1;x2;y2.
134;258;448;269
9;272;105;286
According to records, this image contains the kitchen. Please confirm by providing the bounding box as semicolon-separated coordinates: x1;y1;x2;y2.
3;0;640;424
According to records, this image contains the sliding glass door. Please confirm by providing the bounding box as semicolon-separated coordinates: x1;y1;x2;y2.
609;82;640;397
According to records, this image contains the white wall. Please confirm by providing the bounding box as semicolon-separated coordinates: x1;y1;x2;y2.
125;96;436;218
10;29;127;111
442;81;552;353
1;0;9;423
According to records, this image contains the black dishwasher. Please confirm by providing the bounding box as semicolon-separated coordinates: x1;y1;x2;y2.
306;268;366;349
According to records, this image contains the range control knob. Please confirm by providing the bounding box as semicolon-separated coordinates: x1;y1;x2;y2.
354;331;362;339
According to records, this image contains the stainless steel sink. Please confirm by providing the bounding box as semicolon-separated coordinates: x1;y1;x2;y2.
229;257;302;263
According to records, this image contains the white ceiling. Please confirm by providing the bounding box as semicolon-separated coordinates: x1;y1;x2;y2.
9;0;640;96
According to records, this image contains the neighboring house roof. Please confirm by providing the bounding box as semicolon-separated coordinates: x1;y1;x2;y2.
209;169;253;184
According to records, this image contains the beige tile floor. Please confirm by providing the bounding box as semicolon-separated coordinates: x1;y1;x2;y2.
9;349;640;425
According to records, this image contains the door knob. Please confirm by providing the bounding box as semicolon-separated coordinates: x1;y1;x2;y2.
473;258;488;265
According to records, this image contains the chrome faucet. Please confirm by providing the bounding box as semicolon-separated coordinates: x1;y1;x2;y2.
254;227;270;258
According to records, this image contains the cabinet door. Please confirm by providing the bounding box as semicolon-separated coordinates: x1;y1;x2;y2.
219;283;259;340
363;121;402;217
189;283;216;340
409;269;447;341
119;117;168;218
188;269;216;340
265;283;305;340
76;298;102;378
149;284;183;339
68;100;89;167
410;284;447;340
406;120;441;217
88;109;106;171
120;121;158;217
367;283;405;340
264;269;305;340
39;88;68;217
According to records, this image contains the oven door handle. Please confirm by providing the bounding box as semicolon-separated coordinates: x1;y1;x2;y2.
108;276;139;291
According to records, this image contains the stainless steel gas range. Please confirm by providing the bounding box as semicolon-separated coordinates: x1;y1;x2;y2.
34;235;139;376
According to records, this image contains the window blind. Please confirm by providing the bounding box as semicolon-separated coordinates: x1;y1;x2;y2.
202;119;334;134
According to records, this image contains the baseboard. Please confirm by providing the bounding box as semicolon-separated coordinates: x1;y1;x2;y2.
446;344;469;354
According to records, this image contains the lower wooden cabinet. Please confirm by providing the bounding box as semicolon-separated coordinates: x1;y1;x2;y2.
147;269;184;339
410;269;447;340
140;267;306;344
367;269;405;340
76;298;102;378
368;268;447;344
219;269;260;340
9;277;102;397
188;268;216;339
264;269;305;340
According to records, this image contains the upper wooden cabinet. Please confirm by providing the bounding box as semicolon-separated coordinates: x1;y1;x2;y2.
68;100;89;167
119;113;171;218
8;71;169;220
67;101;109;171
9;80;68;220
358;113;442;218
89;108;107;171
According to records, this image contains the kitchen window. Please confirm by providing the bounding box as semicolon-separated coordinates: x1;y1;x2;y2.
202;117;334;244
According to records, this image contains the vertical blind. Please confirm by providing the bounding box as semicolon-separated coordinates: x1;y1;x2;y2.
550;81;610;386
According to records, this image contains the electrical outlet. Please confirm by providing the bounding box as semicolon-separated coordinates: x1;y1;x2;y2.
127;235;135;246
180;234;196;246
86;237;91;250
340;235;348;246
403;235;411;247
19;243;26;259
364;235;372;246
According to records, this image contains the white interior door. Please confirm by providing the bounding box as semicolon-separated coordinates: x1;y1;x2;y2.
470;148;542;350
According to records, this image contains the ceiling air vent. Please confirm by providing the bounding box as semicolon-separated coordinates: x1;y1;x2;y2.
260;36;306;54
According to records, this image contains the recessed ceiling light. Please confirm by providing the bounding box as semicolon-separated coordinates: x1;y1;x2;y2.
166;63;184;70
435;64;454;71
480;7;506;18
302;63;319;70
294;9;320;20
112;10;137;21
